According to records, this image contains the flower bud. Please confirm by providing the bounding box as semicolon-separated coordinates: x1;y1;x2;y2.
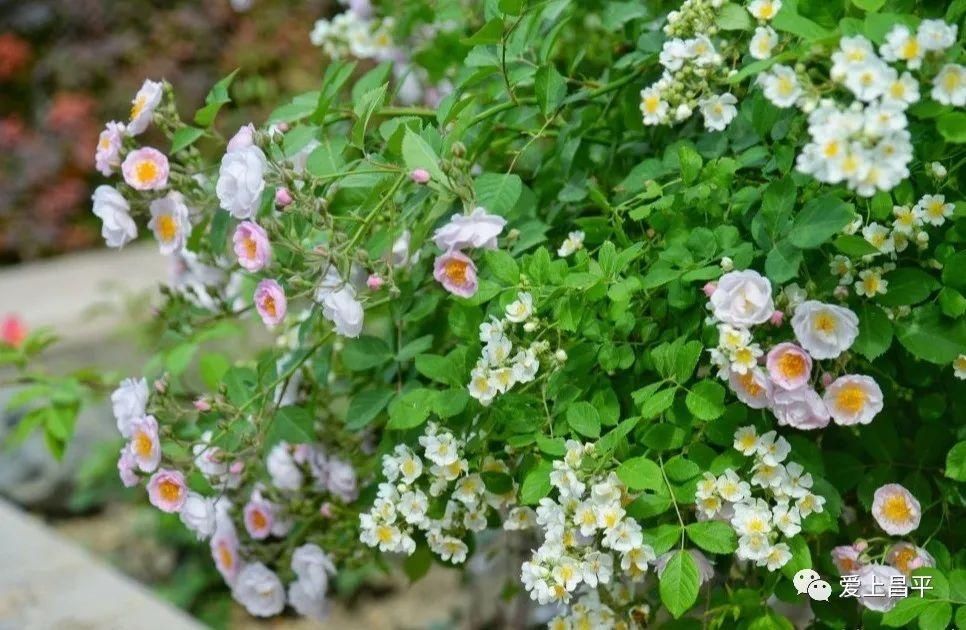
769;310;784;326
554;349;568;362
719;256;734;272
410;168;430;184
702;282;717;298
366;274;384;290
193;398;211;412
275;187;293;207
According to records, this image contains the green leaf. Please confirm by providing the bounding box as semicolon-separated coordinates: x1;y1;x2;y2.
534;64;567;116
462;18;503;45
567;402;601;438
937;112;966;143
386;388;435;430
882;597;933;626
942;251;966;289
835;234;881;257
686;380;727;421
945;441;966;482
788;195;854;248
920;602;953;630
266;407;314;449
171;126;205;154
852;303;893;360
877;268;940;307
415;354;460;386
765;241;802;283
499;0;524;14
199;353;230;391
474;173;522;215
346;388;395;429
520;459;553;505
686;521;738;554
194;68;239;127
342;336;393;370
719;2;753;29
895;305;966;364
780;536;813;579
351;83;388;148
617;456;664;492
659;551;700;619
312;60;357;123
639;388;676;419
403;544;433;582
483;249;520;284
851;0;885;11
646;523;683;554
773;5;833;41
402;129;445;182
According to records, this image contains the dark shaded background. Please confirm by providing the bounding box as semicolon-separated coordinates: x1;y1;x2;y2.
0;0;334;263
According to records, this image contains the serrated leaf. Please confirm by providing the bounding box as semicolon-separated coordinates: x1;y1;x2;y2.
685;521;738;554
346;388;395;429
567;402;601;438
534;64;567;116
402;129;445;182
686;380;726;421
659;551;700;619
617;456;663;491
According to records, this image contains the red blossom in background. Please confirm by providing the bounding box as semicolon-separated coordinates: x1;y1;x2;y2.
0;314;27;347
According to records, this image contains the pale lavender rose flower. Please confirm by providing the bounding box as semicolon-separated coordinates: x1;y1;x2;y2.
766;342;812;391
433;250;478;297
823;374;883;425
121;146;169;190
232;563;286;617
325;456;358;502
709;269;774;327
857;564;905;612
233;221;271;271
432;207;506;251
117;446;139;487
146;468;188;513
227;123;255;152
95;121;125;176
254;279;287;328
770;387;830;430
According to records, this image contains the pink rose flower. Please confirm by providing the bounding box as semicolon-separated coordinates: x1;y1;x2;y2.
121;147;169;191
233;221;271;272
886;542;934;575
128;415;161;472
147;468;188;513
254;279;287;328
227;123;255;152
432;207;506;251
244;498;275;540
117;446;139;487
193;398;211;412
95;121;125;176
766;342;812;391
702;282;717;297
770;387;830;430
211;528;242;585
410;168;430;184
830;543;865;575
275;187;293;207
433;250;478;297
728;367;773;409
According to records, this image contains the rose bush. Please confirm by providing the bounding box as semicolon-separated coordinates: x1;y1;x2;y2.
5;0;966;627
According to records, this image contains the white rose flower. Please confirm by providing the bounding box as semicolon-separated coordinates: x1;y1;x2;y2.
710;270;775;326
111;377;148;437
791;301;859;359
127;79;163;136
216;145;267;219
232;563;286;617
319;287;364;338
179;492;216;540
824;374;884;425
91;186;137;249
148;192;191;255
266;442;304;491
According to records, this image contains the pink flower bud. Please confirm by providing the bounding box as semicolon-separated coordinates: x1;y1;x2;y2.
853;540;869;552
833;285;849;300
821;372;834;387
154;378;167;394
319;502;334;518
229;461;245;475
193;398;211;412
366;274;384;290
275;187;293;207
1;314;27;347
769;310;784;326
410;168;431;184
702;282;717;298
